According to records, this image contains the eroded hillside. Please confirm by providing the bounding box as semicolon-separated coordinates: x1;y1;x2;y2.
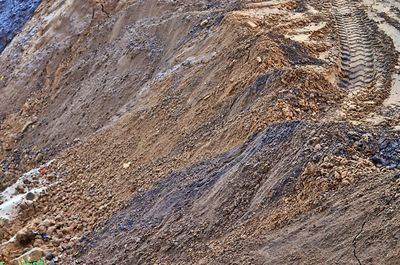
0;0;399;264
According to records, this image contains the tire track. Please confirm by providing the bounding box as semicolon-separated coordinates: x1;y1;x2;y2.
243;0;398;119
333;0;380;91
327;0;397;119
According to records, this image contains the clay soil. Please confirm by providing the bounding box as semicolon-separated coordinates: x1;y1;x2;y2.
0;0;399;264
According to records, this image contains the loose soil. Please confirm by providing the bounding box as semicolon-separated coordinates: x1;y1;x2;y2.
0;0;399;264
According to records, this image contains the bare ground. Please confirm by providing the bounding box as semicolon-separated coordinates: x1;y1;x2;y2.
0;0;399;264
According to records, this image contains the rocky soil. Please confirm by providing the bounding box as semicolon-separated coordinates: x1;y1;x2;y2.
0;0;399;264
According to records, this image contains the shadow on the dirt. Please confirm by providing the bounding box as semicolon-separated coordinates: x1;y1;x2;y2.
0;0;41;52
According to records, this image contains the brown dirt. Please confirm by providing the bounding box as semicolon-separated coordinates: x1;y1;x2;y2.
0;0;399;264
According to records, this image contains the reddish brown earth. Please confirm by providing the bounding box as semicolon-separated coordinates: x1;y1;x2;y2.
0;0;399;264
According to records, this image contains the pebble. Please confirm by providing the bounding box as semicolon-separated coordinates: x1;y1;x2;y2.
45;252;55;260
16;185;25;194
123;162;131;169
16;229;36;246
200;19;208;27
246;20;258;28
26;192;35;201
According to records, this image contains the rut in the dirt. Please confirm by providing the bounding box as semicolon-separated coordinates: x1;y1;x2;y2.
333;0;384;90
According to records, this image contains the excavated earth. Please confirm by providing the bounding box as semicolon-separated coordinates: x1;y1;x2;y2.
0;0;41;52
0;0;399;264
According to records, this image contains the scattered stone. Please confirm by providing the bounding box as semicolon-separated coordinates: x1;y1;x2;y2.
16;229;36;246
41;233;50;241
42;218;56;228
16;185;25;194
46;174;57;181
26;192;35;201
123;162;131;169
246;20;258;28
23;178;32;185
45;252;54;261
39;166;47;176
200;19;209;27
361;133;373;142
256;56;262;63
19;201;32;210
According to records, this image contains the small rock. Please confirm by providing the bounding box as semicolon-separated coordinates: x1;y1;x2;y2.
51;238;62;247
39;166;47;176
60;242;71;251
41;233;50;241
16;185;25;194
33;238;45;247
23;178;32;185
0;218;8;228
45;252;55;261
342;179;350;185
26;192;35;201
246;20;258;28
37;225;47;233
0;226;9;241
35;153;44;163
19;201;31;210
314;144;322;151
123;162;131;169
46;174;57;181
42;218;56;228
361;133;373;142
200;19;209;27
47;226;56;235
16;229;36;246
256;56;262;63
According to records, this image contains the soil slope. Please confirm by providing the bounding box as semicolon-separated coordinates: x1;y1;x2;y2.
0;0;41;52
0;0;399;264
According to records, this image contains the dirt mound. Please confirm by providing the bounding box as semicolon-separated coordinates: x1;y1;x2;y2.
0;0;238;189
0;0;400;264
79;122;399;265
